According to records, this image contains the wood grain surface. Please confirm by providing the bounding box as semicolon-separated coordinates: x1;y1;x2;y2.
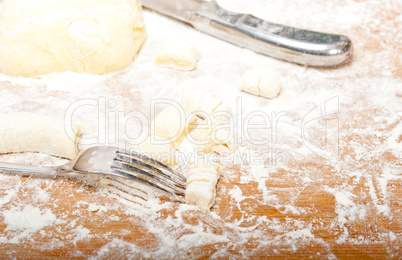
0;0;401;259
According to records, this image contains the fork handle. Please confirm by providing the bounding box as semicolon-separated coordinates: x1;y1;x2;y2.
0;162;69;179
191;1;353;66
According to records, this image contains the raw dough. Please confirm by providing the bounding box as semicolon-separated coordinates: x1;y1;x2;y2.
151;106;198;148
88;203;100;212
155;38;201;71
188;120;236;155
180;85;224;117
240;67;282;98
181;86;236;154
0;112;82;159
0;0;146;77
132;136;177;166
185;162;220;211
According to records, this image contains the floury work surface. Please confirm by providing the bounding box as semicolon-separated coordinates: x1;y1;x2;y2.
0;0;401;258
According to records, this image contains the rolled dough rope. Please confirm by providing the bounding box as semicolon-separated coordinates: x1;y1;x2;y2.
0;0;146;77
240;67;282;99
132;136;178;166
185;162;220;211
151;106;198;148
155;38;201;71
0;112;82;159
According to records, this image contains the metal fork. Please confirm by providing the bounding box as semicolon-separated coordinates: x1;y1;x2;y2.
0;146;186;203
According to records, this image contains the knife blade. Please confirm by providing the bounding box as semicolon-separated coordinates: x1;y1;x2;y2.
141;0;203;23
142;0;353;67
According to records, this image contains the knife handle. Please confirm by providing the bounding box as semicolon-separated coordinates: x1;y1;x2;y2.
190;1;353;67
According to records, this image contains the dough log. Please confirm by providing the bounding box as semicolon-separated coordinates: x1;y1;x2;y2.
0;112;82;159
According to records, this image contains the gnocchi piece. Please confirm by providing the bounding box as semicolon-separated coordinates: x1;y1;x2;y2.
185;162;220;211
151;106;198;148
187;168;219;184
240;67;282;99
180;85;223;117
188;120;236;155
155;38;201;71
0;112;82;159
180;86;236;154
179;87;237;210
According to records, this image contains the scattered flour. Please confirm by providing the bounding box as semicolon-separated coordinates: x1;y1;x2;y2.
3;205;56;232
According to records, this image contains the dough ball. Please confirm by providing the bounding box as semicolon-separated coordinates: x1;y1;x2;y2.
0;0;146;77
240;67;282;98
155;38;201;71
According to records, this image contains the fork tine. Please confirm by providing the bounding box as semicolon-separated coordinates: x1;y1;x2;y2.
118;150;186;182
112;150;187;203
112;159;186;196
115;152;186;188
103;177;149;202
112;159;185;195
111;163;186;203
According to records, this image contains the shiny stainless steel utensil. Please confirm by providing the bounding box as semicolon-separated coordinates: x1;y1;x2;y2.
0;146;186;203
142;0;353;67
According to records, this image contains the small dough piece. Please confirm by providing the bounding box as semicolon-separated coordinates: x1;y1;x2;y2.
187;170;219;184
0;112;82;159
180;85;223;117
155;38;201;71
132;136;177;166
0;0;146;77
186;182;217;211
185;162;220;211
240;67;282;98
88;203;100;212
188;120;236;155
180;86;236;154
151;106;198;148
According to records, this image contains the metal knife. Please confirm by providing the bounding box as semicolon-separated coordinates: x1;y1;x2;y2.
141;0;353;67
